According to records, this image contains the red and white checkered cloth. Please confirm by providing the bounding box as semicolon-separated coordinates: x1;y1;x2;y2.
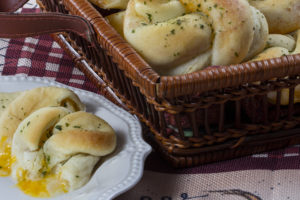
2;34;99;93
2;1;300;199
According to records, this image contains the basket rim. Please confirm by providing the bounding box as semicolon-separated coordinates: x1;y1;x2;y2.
61;0;300;99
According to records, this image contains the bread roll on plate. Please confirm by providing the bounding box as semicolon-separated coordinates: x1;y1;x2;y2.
11;107;71;180
0;87;84;146
0;87;84;176
44;111;116;191
11;109;116;197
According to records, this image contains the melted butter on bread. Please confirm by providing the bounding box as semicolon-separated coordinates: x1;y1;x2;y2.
0;87;116;197
0;136;15;176
11;109;116;197
16;168;68;198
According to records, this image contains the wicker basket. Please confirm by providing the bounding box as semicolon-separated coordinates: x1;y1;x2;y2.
37;0;300;168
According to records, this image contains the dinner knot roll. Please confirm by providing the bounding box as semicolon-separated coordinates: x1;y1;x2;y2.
248;0;300;34
181;0;268;63
0;87;85;146
44;111;116;190
106;11;125;36
265;34;296;51
252;30;300;62
11;107;72;181
123;0;268;75
252;30;300;105
250;34;296;62
89;0;129;9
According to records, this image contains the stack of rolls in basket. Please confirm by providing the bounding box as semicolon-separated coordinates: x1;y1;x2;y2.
92;0;300;75
90;0;300;126
0;87;116;198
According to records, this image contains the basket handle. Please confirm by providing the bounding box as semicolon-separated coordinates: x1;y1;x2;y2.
0;0;28;12
0;0;96;43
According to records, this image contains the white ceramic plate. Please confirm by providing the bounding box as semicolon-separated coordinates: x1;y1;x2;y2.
0;75;151;200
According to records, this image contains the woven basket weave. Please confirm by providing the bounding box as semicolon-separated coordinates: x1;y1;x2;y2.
38;0;300;168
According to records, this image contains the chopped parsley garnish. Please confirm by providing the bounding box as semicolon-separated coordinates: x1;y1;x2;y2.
55;125;62;131
146;13;152;23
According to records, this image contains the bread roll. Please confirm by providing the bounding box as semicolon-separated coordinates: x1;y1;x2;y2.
44;111;116;169
10;109;116;196
11;107;71;181
43;111;116;191
180;0;268;65
249;0;300;34
0;87;85;146
59;154;99;191
89;0;129;9
252;31;300;61
265;34;296;51
123;0;268;75
251;30;300;105
106;11;125;36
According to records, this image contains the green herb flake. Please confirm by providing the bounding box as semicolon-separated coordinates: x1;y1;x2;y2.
146;13;152;23
55;125;62;131
176;19;182;25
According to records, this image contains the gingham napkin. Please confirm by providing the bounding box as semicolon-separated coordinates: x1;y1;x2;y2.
1;1;300;200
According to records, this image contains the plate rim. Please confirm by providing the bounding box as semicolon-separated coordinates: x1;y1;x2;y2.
0;75;152;200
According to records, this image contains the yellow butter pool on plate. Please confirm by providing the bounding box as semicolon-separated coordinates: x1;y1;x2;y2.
16;168;68;198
